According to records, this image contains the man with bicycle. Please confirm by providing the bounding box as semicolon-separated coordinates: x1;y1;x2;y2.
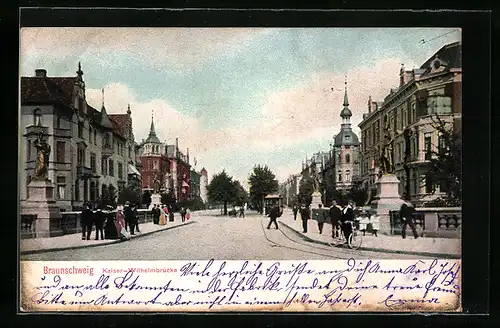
340;201;355;244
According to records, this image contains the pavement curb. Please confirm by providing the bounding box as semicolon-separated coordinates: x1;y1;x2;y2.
20;220;197;256
278;220;460;260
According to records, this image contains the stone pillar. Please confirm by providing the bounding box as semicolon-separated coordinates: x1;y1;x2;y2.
150;193;161;209
21;179;62;238
370;174;404;235
310;191;323;208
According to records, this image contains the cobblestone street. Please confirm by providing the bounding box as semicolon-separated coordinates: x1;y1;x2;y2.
22;211;437;261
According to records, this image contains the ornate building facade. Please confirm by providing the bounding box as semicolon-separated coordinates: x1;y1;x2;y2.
358;41;462;205
20;64;138;211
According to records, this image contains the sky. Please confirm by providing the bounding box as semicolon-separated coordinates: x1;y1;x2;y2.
20;27;461;190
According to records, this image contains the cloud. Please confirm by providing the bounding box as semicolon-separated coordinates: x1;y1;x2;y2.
83;57;410;187
20;27;272;72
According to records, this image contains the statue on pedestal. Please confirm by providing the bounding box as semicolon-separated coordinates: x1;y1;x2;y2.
380;123;395;174
153;173;161;194
33;132;51;180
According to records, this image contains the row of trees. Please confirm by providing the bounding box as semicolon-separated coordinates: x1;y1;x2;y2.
206;165;279;215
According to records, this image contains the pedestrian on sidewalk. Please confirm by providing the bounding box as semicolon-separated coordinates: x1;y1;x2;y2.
315;204;328;234
329;200;342;239
152;204;161;225
399;196;419;239
132;204;140;233
239;206;245;218
104;206;119;240
266;205;281;229
300;204;311;233
80;202;93;240
123;201;131;231
186;208;191;221
169;205;175;222
180;207;186;222
358;208;370;236
93;205;106;240
368;209;379;237
292;205;298;220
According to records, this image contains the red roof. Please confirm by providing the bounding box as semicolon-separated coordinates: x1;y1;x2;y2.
109;114;129;139
200;167;208;175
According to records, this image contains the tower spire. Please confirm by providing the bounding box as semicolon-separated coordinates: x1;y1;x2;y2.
343;75;349;107
101;88;105;109
127;104;131;115
76;61;83;77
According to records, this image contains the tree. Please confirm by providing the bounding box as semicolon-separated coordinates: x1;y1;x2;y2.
346;181;369;207
248;165;279;214
141;190;152;208
101;183;117;207
207;170;238;215
298;177;313;206
161;190;176;207
422;114;462;206
233;180;249;206
118;187;140;205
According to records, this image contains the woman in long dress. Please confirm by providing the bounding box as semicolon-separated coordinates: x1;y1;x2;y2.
186;208;191;221
159;205;167;225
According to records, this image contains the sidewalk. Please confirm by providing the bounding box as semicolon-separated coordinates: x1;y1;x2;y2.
279;210;461;259
20;219;196;255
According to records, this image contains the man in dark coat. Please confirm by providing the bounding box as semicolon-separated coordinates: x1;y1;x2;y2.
124;201;135;234
292;205;298;220
300;205;311;233
266;205;281;229
152;204;161;224
340;202;355;243
314;204;327;234
80;202;93;240
93;205;106;240
329;200;342;239
169;205;175;222
132;204;140;233
399;197;419;239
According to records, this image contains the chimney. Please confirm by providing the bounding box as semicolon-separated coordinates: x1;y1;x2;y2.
368;95;372;114
35;69;47;77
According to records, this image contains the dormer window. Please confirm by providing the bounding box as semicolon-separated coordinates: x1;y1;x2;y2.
33;108;42;126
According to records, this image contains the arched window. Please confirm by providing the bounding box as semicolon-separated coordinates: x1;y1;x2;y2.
33;108;42;126
345;154;350;163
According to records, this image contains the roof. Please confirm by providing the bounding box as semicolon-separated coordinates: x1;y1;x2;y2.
128;163;141;176
109;114;129;139
200;167;208;175
420;41;461;72
21;76;76;109
334;129;360;147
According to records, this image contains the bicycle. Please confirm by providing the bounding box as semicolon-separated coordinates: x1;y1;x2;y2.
345;220;363;250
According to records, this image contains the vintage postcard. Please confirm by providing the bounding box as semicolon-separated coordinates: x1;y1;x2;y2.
19;26;462;312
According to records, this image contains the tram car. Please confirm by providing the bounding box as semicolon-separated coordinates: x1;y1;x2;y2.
264;194;283;215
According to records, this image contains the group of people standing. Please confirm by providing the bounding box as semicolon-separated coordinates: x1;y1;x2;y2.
151;204;191;224
80;201;140;241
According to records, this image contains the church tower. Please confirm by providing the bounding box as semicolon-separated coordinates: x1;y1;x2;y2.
332;77;361;192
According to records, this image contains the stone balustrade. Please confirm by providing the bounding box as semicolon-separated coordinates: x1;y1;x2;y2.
389;207;461;238
20;209;154;239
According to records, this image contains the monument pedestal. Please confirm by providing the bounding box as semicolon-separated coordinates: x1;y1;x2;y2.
150;193;162;209
370;174;404;235
310;191;324;208
20;179;62;238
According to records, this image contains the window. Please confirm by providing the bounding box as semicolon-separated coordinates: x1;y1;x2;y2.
128;146;132;158
56;176;66;199
101;157;107;176
75;179;80;201
77;148;85;166
109;159;114;177
345;154;350;163
403;110;407;127
153;160;159;170
90;181;97;201
424;133;432;160
345;170;350;182
411;103;416;123
90;153;96;172
118;162;123;179
56;115;61;128
56;141;65;162
33;108;42;126
26;176;31;198
438;134;447;155
425;176;433;193
89;127;92;144
27;140;31;161
94;130;97;144
78;122;84;139
338;173;342;182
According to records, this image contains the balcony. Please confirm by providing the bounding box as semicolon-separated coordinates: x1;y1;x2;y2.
54;128;71;138
102;144;114;158
77;165;94;179
24;125;48;137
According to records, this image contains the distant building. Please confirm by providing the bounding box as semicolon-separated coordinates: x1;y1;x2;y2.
20;64;138;211
190;169;201;200
358;41;462;205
